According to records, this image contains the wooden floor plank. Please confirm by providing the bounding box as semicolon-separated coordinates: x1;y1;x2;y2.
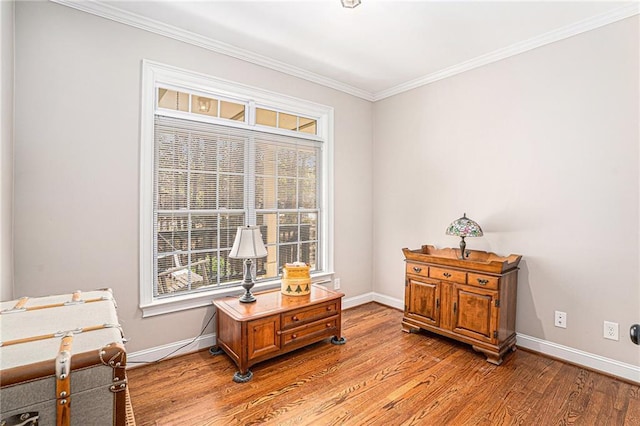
625;387;640;425
127;303;639;425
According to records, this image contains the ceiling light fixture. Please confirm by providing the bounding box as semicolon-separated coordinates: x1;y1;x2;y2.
341;0;361;8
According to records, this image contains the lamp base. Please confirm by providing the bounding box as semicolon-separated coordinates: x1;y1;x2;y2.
239;258;257;303
239;291;256;303
458;236;467;260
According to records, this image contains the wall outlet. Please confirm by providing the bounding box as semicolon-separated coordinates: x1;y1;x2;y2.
333;278;341;290
604;321;619;341
554;311;567;328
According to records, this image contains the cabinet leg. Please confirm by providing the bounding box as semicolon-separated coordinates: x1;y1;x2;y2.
401;323;420;333
331;336;347;345
471;345;503;365
485;353;503;366
233;370;253;383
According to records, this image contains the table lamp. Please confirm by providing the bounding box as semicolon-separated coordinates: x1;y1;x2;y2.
228;226;268;303
445;213;483;260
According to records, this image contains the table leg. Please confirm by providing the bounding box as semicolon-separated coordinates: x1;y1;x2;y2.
331;336;347;345
233;370;253;383
209;346;224;355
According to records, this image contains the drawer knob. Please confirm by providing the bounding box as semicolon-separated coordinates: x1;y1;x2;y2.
291;334;297;339
477;278;489;285
413;266;422;273
326;306;332;311
326;323;332;328
292;316;299;321
443;272;451;278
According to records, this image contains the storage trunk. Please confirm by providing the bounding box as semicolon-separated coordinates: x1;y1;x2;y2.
0;290;132;426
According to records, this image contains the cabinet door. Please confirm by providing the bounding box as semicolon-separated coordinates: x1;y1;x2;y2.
247;315;281;361
406;277;440;327
451;284;499;344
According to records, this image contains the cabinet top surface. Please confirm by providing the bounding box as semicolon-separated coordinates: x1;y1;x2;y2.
403;245;522;274
213;284;343;321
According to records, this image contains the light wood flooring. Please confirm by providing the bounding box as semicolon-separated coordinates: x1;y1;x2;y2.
127;303;640;425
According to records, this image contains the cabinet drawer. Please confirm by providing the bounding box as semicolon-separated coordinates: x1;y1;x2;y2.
282;301;338;329
467;273;499;290
430;266;466;283
406;262;428;278
281;317;338;347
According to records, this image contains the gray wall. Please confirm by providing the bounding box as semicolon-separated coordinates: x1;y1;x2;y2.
1;0;14;301
10;1;639;370
372;16;639;365
13;1;373;353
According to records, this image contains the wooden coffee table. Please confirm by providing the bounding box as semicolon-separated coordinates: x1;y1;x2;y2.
211;284;345;382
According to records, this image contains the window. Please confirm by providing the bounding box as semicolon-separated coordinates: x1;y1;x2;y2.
140;61;334;316
256;107;317;134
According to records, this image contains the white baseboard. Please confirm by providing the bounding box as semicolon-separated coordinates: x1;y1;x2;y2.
342;292;374;309
373;292;404;310
343;292;404;310
127;333;216;368
127;293;639;384
516;333;640;384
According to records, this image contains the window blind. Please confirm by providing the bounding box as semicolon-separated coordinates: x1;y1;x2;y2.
153;115;322;297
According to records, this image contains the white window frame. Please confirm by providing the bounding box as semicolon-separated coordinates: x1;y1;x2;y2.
139;60;334;317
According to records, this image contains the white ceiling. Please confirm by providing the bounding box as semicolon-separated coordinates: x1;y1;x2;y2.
58;0;638;101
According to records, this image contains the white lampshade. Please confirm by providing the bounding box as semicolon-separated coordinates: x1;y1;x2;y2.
229;226;267;259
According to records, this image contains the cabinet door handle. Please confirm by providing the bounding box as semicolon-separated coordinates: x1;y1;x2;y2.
413;266;422;273
292;316;299;322
436;299;440;308
477;279;489;285
443;272;451;278
453;302;457;313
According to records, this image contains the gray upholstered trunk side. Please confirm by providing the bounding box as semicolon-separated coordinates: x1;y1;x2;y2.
2;362;115;425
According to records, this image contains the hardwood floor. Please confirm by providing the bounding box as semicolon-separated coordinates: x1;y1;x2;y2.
127;303;640;425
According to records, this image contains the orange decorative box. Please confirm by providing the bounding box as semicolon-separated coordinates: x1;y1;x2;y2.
281;262;311;296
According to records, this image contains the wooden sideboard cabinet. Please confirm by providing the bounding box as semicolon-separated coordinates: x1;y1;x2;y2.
402;245;522;365
213;284;345;382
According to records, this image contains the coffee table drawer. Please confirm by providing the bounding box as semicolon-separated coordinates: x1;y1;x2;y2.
282;301;339;329
281;316;338;348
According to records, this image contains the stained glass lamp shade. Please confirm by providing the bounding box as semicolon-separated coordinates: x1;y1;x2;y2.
445;213;483;259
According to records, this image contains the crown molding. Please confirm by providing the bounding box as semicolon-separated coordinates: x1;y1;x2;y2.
373;3;640;101
49;0;375;101
51;0;638;103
